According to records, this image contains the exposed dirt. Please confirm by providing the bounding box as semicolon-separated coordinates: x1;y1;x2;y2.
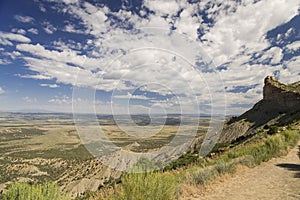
183;141;300;200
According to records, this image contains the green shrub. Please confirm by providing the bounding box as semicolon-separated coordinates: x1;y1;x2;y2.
265;136;281;155
164;152;199;170
282;130;299;146
189;168;217;185
215;161;236;175
241;129;299;166
238;155;256;167
211;142;231;153
227;151;241;159
250;146;266;165
113;171;178;200
187;162;235;186
2;182;70;200
268;126;278;135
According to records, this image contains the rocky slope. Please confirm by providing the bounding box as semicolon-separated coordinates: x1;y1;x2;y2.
218;76;300;143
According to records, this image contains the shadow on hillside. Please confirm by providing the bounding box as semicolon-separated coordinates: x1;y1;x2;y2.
276;163;300;178
276;111;300;126
227;100;282;128
227;100;300;129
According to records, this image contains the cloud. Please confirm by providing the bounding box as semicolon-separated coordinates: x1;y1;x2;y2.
0;87;5;94
16;43;85;66
0;31;31;46
256;47;283;65
11;28;26;35
3;51;22;60
14;15;34;23
48;95;71;104
28;28;39;35
20;56;81;85
22;96;37;103
201;0;299;66
282;55;300;83
114;92;151;100
143;0;181;17
39;4;47;12
16;74;52;80
40;83;60;88
48;0;79;5
12;0;300;115
173;6;202;40
42;21;57;34
61;0;79;4
285;41;300;52
52;40;82;51
0;58;11;65
63;24;85;34
68;2;108;36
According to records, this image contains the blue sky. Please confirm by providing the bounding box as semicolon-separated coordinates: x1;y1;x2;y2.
0;0;299;115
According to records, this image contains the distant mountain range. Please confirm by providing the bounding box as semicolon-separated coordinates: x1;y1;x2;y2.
8;109;55;113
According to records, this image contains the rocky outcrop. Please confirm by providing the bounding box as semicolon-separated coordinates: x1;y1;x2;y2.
58;159;122;198
263;76;300;111
218;76;300;143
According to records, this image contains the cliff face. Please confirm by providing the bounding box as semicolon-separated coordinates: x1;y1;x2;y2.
263;76;300;111
217;76;300;143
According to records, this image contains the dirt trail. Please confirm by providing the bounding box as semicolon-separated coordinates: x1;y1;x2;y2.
184;141;300;200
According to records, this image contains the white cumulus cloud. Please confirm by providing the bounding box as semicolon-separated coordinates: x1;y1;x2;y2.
0;31;31;46
40;83;60;88
14;15;34;23
42;21;57;34
28;28;39;35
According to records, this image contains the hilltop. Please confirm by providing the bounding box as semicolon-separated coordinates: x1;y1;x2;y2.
218;76;300;143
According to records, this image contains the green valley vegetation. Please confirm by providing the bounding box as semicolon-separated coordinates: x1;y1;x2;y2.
1;125;299;200
1;182;70;200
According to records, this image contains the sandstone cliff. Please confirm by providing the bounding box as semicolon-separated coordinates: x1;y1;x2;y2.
263;76;300;110
218;76;300;143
